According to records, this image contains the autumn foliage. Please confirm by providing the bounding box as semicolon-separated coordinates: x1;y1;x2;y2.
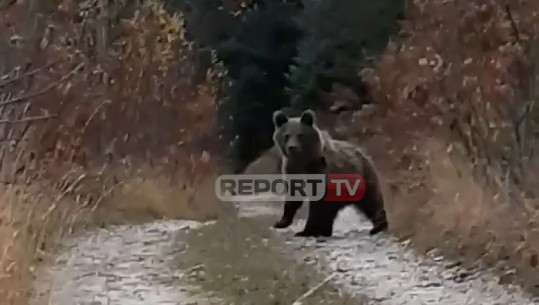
366;0;539;186
0;1;221;303
2;0;539;303
356;0;539;293
0;0;220;185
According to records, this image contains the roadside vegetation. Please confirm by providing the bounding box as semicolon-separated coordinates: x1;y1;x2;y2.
1;0;539;303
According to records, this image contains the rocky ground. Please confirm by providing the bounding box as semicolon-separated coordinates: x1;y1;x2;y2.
30;220;222;305
29;200;539;305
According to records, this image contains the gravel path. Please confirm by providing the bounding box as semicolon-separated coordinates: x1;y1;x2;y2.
238;202;539;305
30;220;221;305
30;201;539;305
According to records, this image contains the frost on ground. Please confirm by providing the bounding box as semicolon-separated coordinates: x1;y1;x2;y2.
29;200;539;305
237;202;539;305
30;220;221;305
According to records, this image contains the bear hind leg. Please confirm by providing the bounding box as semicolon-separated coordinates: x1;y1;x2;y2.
353;189;388;235
295;202;341;237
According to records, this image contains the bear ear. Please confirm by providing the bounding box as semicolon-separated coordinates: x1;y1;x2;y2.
273;110;288;128
300;109;316;126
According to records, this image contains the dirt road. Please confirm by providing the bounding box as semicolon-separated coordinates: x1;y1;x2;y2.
30;201;539;305
30;220;222;305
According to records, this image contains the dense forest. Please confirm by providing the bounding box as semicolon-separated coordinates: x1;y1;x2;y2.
165;0;405;172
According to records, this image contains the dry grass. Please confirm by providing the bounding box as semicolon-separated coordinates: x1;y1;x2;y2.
0;1;224;304
175;214;368;305
331;0;539;296
0;185;88;304
411;140;539;291
360;134;539;294
92;171;222;225
0;166;224;305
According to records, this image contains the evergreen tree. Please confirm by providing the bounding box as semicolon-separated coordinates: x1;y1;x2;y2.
166;0;404;172
166;0;303;172
288;0;405;110
219;0;303;172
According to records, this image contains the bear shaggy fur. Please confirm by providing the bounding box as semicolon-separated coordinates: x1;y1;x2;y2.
271;109;388;237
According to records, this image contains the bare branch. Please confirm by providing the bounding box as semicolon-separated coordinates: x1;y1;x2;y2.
291;273;337;305
4;121;31;148
81;99;111;135
0;59;63;89
0;114;57;124
504;4;521;42
0;62;84;107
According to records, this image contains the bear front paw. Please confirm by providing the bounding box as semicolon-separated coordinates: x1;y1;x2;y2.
368;222;388;235
294;230;314;237
295;229;332;237
273;218;292;229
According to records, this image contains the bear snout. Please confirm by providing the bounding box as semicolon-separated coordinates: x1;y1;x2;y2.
286;145;300;155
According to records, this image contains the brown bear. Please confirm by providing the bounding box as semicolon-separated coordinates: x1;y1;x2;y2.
271;109;388;237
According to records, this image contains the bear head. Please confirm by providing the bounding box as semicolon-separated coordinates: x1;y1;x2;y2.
272;109;325;167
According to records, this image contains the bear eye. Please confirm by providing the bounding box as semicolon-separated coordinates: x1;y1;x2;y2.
284;134;290;141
